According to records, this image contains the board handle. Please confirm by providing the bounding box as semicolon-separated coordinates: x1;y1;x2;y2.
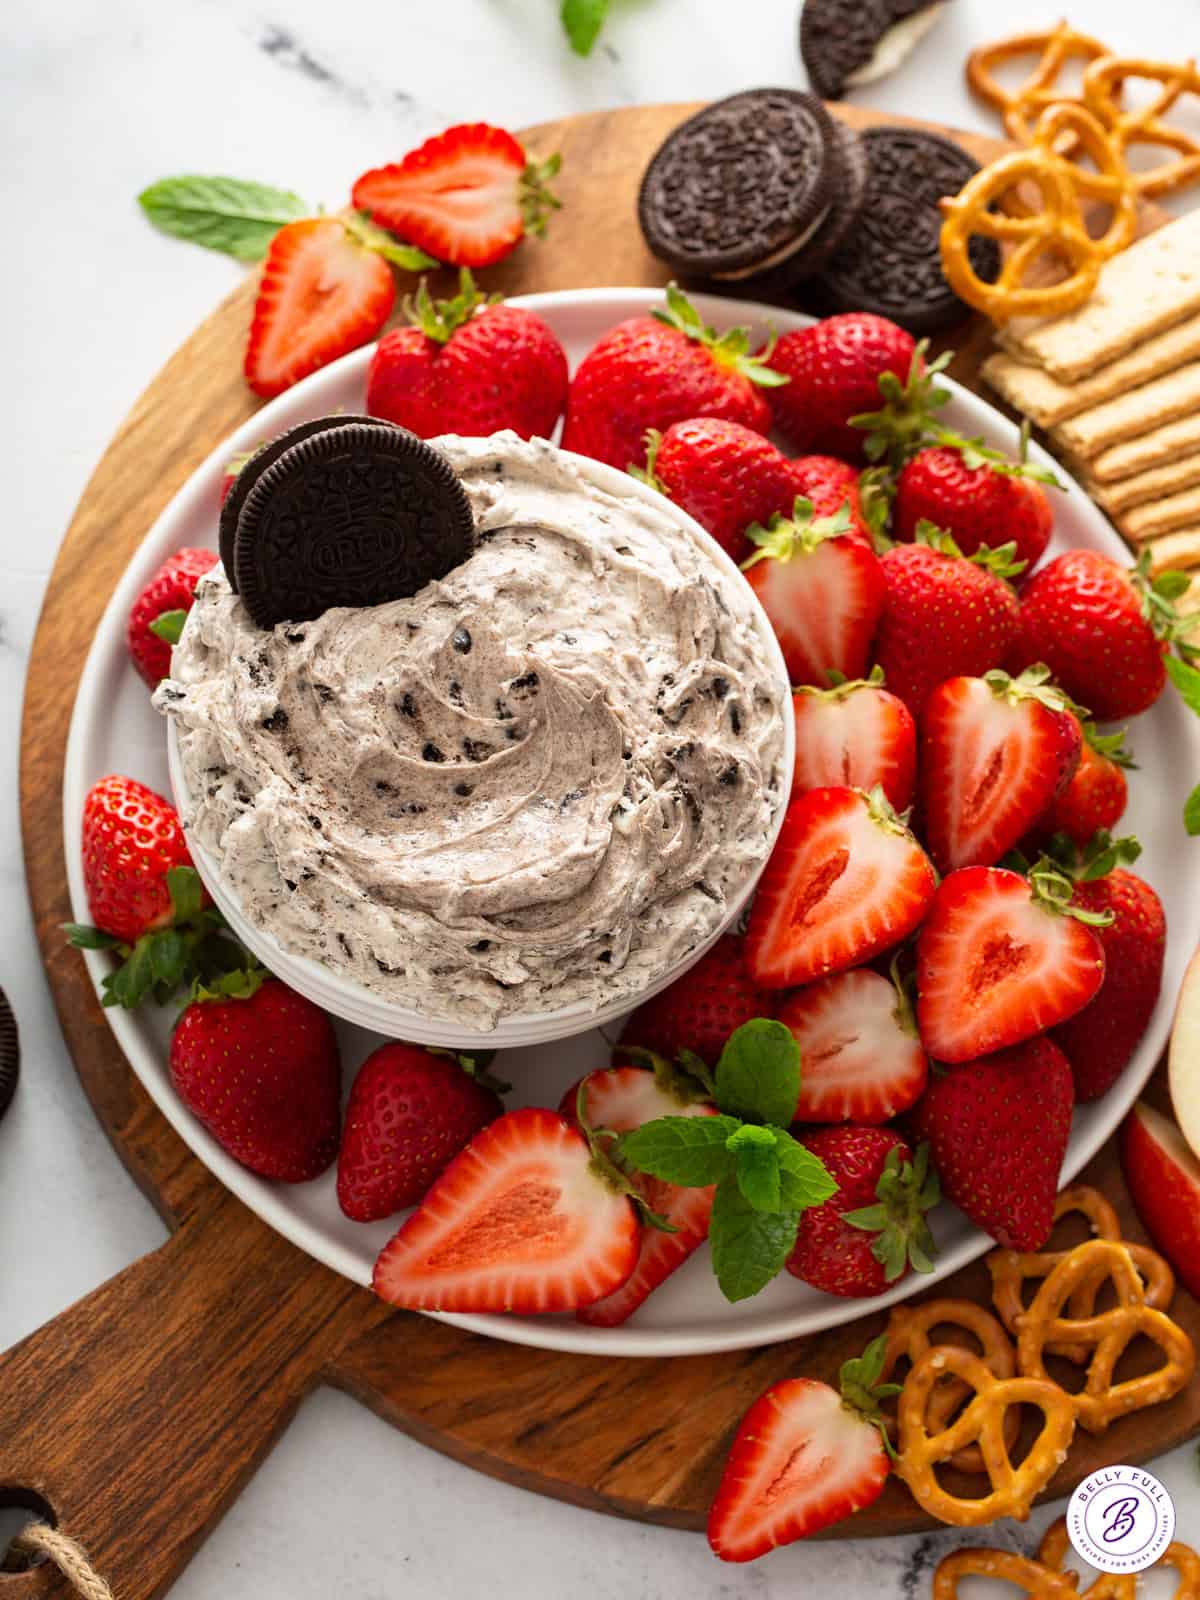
0;1188;385;1598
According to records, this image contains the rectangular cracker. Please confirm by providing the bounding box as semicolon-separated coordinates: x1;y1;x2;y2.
1087;411;1200;483
1085;453;1200;513
1119;486;1200;541
981;313;1200;428
998;212;1200;382
1142;525;1200;575
1052;362;1200;458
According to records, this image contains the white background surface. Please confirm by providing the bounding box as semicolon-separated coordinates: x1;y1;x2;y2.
2;1;1198;1594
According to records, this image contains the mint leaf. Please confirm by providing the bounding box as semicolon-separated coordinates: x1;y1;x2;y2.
728;1126;782;1211
709;1176;799;1302
1186;782;1200;837
149;609;187;646
714;1018;800;1127
561;0;609;55
776;1133;839;1210
619;1114;741;1186
138;176;309;261
1167;653;1200;717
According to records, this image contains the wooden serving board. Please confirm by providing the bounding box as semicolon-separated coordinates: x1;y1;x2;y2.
10;103;1198;1597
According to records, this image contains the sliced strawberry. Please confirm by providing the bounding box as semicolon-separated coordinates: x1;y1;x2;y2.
780;967;928;1123
371;1106;639;1314
353;123;559;269
741;500;886;688
920;668;1082;874
792;671;916;811
707;1347;893;1561
916;864;1107;1063
745;786;937;990
244;218;396;399
559;1065;717;1327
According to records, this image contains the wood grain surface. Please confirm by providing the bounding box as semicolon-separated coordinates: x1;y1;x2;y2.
9;102;1198;1598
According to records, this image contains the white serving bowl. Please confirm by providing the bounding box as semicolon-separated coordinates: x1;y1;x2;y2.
166;446;795;1049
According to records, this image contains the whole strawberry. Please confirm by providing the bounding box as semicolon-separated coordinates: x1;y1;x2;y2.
337;1044;504;1221
80;775;194;944
1009;550;1179;720
787;1127;937;1297
367;270;568;442
126;547;218;687
634;418;798;561
1050;839;1166;1103
873;524;1023;717
1033;724;1131;851
561;284;779;471
170;974;341;1182
789;455;871;541
615;936;771;1068
764;313;917;462
895;433;1057;570
908;1036;1074;1249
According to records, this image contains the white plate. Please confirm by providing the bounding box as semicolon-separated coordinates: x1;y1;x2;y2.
62;288;1200;1357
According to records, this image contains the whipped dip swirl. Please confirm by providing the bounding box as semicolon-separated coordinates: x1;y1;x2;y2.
156;433;786;1027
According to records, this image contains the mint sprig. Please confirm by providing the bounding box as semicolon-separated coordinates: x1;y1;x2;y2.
561;0;610;55
618;1019;837;1302
138;176;310;261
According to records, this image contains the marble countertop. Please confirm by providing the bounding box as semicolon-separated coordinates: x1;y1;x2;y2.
1;0;1196;1593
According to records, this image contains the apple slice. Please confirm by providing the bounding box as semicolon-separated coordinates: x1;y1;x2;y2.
1120;1101;1200;1299
1169;945;1200;1161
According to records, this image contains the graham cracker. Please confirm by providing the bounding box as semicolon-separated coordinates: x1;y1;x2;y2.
1087;411;1200;484
998;212;1200;382
1120;485;1200;541
1087;454;1200;514
1142;525;1200;575
1053;362;1200;458
982;313;1200;428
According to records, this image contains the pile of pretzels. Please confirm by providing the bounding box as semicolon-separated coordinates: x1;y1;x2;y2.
880;1186;1195;1528
939;25;1200;321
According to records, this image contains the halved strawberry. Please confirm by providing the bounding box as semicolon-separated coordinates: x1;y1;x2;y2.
244;218;397;399
916;864;1107;1063
779;967;928;1123
741;501;886;688
745;787;937;990
352;124;559;269
792;670;916;811
371;1107;639;1314
920;668;1082;873
707;1342;894;1561
559;1065;717;1327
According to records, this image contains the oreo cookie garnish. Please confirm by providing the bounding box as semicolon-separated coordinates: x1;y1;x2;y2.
219;416;377;589
638;89;838;281
786;116;870;285
810;126;1000;335
233;421;475;629
0;986;19;1124
800;0;948;101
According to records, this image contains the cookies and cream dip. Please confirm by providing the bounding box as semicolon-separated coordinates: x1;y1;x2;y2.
155;433;786;1028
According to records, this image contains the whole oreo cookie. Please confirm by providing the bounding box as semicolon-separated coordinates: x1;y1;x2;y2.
811;127;1000;335
786;117;870;284
0;986;18;1124
638;89;838;281
233;421;475;629
800;0;947;100
218;415;376;589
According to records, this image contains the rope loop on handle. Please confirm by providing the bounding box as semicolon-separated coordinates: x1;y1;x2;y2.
10;1522;114;1600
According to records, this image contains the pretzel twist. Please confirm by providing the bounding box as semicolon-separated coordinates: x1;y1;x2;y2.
881;1299;1018;1473
988;1185;1175;1364
932;1547;1077;1600
1016;1239;1197;1434
1039;1516;1200;1600
939;104;1136;322
1084;56;1200;198
897;1347;1076;1526
967;23;1119;146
